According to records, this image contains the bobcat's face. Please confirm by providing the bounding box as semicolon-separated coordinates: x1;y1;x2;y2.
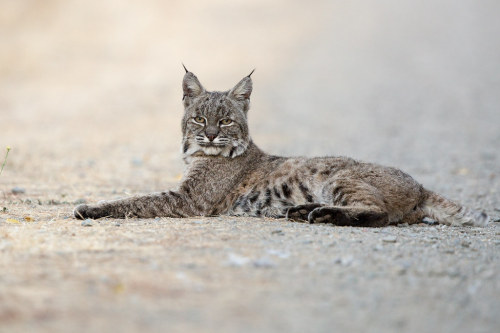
181;70;253;159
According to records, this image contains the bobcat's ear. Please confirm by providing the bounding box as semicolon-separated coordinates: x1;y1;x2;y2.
182;69;205;105
229;70;254;102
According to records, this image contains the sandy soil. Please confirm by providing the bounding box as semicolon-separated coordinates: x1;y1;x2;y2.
1;1;499;332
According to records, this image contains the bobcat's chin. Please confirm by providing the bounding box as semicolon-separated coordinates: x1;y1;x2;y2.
201;146;224;156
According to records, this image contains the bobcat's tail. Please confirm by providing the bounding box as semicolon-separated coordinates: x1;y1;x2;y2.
420;190;489;227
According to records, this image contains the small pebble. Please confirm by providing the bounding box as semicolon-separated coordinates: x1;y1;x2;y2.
461;240;471;248
227;253;250;267
131;158;143;166
11;187;26;194
74;198;87;204
382;236;397;243
271;229;284;235
253;257;276;268
423;237;437;244
266;249;290;258
395;266;408;275
447;269;461;278
81;219;93;227
333;256;354;266
422;217;438;225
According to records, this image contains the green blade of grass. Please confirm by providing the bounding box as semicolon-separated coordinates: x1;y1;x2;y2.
0;146;11;176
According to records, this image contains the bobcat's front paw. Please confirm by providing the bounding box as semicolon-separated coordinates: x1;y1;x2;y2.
74;204;91;219
286;204;324;222
74;204;106;220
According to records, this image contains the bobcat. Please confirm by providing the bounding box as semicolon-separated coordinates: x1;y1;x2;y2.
74;68;490;227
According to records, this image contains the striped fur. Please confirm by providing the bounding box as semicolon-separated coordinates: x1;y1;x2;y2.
74;69;490;227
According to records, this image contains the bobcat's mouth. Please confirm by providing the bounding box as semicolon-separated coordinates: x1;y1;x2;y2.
183;136;249;159
199;142;227;147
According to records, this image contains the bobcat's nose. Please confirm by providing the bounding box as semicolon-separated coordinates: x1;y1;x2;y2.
205;127;219;142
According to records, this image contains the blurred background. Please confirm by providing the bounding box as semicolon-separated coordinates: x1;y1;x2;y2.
1;0;499;210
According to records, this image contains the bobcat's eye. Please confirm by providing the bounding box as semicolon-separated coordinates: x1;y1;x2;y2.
220;119;233;125
194;116;205;124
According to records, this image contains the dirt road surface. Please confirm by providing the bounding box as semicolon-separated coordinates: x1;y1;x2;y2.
1;1;499;332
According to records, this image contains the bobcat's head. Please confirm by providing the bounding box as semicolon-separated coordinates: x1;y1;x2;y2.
181;68;253;160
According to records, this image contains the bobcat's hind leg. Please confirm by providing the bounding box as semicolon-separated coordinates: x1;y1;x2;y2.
312;178;391;227
308;206;389;227
286;203;324;222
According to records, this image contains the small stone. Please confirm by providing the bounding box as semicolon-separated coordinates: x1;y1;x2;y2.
395;266;408;275
114;223;121;227
74;198;87;204
461;240;471;248
333;255;354;266
382;236;397;243
447;269;461;278
11;187;26;194
253;257;276;268
422;217;438;225
131;158;143;166
81;219;93;227
227;253;250;267
266;249;290;258
271;229;284;235
423;237;437;244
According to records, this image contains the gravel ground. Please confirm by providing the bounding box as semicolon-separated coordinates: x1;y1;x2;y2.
1;1;499;333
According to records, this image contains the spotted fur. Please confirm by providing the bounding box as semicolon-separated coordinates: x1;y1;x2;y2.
74;69;490;227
